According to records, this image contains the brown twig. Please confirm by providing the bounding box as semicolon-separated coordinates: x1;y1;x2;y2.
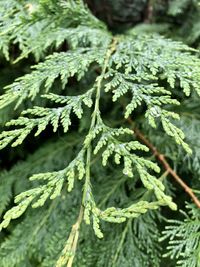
126;117;200;209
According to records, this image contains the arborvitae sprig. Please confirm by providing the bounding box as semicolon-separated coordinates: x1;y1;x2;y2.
0;155;84;231
0;0;108;61
0;89;95;148
1;33;199;152
161;204;200;267
0;37;176;237
0;48;105;109
0;0;200;266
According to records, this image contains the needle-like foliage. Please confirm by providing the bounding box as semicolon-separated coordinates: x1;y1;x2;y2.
0;0;200;266
161;204;200;267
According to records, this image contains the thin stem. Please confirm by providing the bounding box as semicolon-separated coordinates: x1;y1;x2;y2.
55;205;84;267
111;220;130;266
90;37;118;128
127;117;200;209
82;37;118;205
99;176;125;208
58;38;118;267
66;206;84;267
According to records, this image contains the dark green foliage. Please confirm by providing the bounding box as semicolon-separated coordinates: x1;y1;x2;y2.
162;204;200;267
0;0;200;266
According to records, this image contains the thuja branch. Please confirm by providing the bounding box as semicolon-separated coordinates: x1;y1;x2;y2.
56;38;118;267
56;206;84;267
111;170;168;265
127;118;200;209
82;37;118;206
112;220;131;266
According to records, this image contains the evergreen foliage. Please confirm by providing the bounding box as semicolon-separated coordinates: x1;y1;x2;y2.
0;0;200;266
162;204;200;267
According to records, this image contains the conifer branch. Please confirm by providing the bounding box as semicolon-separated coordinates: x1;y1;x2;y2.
82;37;118;208
56;38;119;267
127;117;200;209
55;205;84;267
111;220;130;266
1;1;200;265
82;37;118;205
